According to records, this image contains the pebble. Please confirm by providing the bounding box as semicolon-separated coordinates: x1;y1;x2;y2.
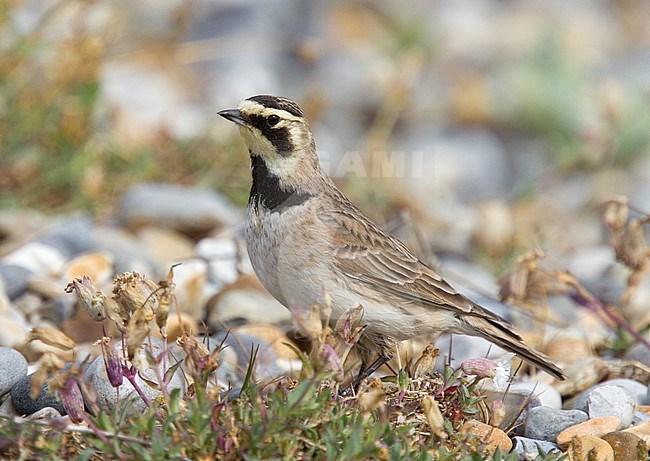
483;389;540;434
233;324;299;361
2;242;66;278
0;264;34;300
524;407;588;442
583;379;648;407
566;434;614;461
196;237;241;288
135;226;195;270
511;436;561;458
93;227;156;276
10;375;67;416
510;381;562;409
0;395;17;416
168;259;208;321
0;313;30;348
461;419;512;453
624;343;650;368
85;337;185;413
59;251;115;286
0;347;28;396
545;335;594;364
634;406;650;425
35;216;94;258
209;331;284;389
587;385;636;429
601;431;647;461
623;420;650;445
28;406;63;420
118;183;241;236
556;416;622;449
206;275;292;328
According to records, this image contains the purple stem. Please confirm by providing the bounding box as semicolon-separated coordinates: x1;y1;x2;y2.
570;292;650;351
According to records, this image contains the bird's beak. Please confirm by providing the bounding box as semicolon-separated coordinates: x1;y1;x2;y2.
218;109;249;127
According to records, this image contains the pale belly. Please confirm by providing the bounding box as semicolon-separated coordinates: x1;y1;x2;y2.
245;205;459;342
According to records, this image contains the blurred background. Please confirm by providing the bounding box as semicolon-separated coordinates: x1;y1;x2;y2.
1;0;649;366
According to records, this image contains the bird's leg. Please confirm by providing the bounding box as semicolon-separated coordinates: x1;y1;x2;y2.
341;354;390;397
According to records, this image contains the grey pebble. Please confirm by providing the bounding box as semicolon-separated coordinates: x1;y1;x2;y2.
624;343;650;367
118;183;241;236
524;407;588;442
633;410;650;425
36;215;94;258
0;347;28;396
484;389;541;435
573;378;648;411
85;336;184;413
209;331;284;388
512;436;561;458
10;375;66;416
587;385;635;429
0;264;33;300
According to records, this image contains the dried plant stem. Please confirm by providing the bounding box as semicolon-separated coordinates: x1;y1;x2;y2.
1;415;150;450
566;276;650;351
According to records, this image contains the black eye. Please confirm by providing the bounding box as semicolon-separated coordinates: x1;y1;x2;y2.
267;115;280;126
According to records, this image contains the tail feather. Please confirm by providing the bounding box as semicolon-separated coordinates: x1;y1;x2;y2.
462;316;565;381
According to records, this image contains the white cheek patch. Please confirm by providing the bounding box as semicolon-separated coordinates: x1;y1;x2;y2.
239;126;276;156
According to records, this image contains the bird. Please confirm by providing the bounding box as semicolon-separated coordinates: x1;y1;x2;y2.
218;95;565;386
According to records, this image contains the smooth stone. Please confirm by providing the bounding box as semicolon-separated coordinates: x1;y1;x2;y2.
0;347;28;396
623;420;650;445
0;395;18;416
587;385;635;429
601;431;647;461
545;335;595;364
556;416;622;449
0;264;34;300
28;406;63;420
209;331;284;388
206;275;292;328
3;242;66;279
10;375;67;416
0;280;10;314
510;381;562;409
624;343;650;368
573;379;647;412
600;379;648;406
61;305;106;344
196;237;240;288
566;434;614;461
93;227;156;276
36;215;94;258
633;406;650;425
484;390;541;435
524;407;588;442
136;226;195;270
0;312;30;348
461;419;512;452
60;251;115;286
511;436;561;457
168;259;208;321
86;337;184;413
233;324;299;361
118;183;241;236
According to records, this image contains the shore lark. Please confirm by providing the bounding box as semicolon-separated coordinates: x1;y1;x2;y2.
218;95;565;384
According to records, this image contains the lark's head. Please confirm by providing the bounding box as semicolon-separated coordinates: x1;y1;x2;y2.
219;95;321;179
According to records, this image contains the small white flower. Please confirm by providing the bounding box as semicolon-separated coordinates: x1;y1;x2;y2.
491;353;515;391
